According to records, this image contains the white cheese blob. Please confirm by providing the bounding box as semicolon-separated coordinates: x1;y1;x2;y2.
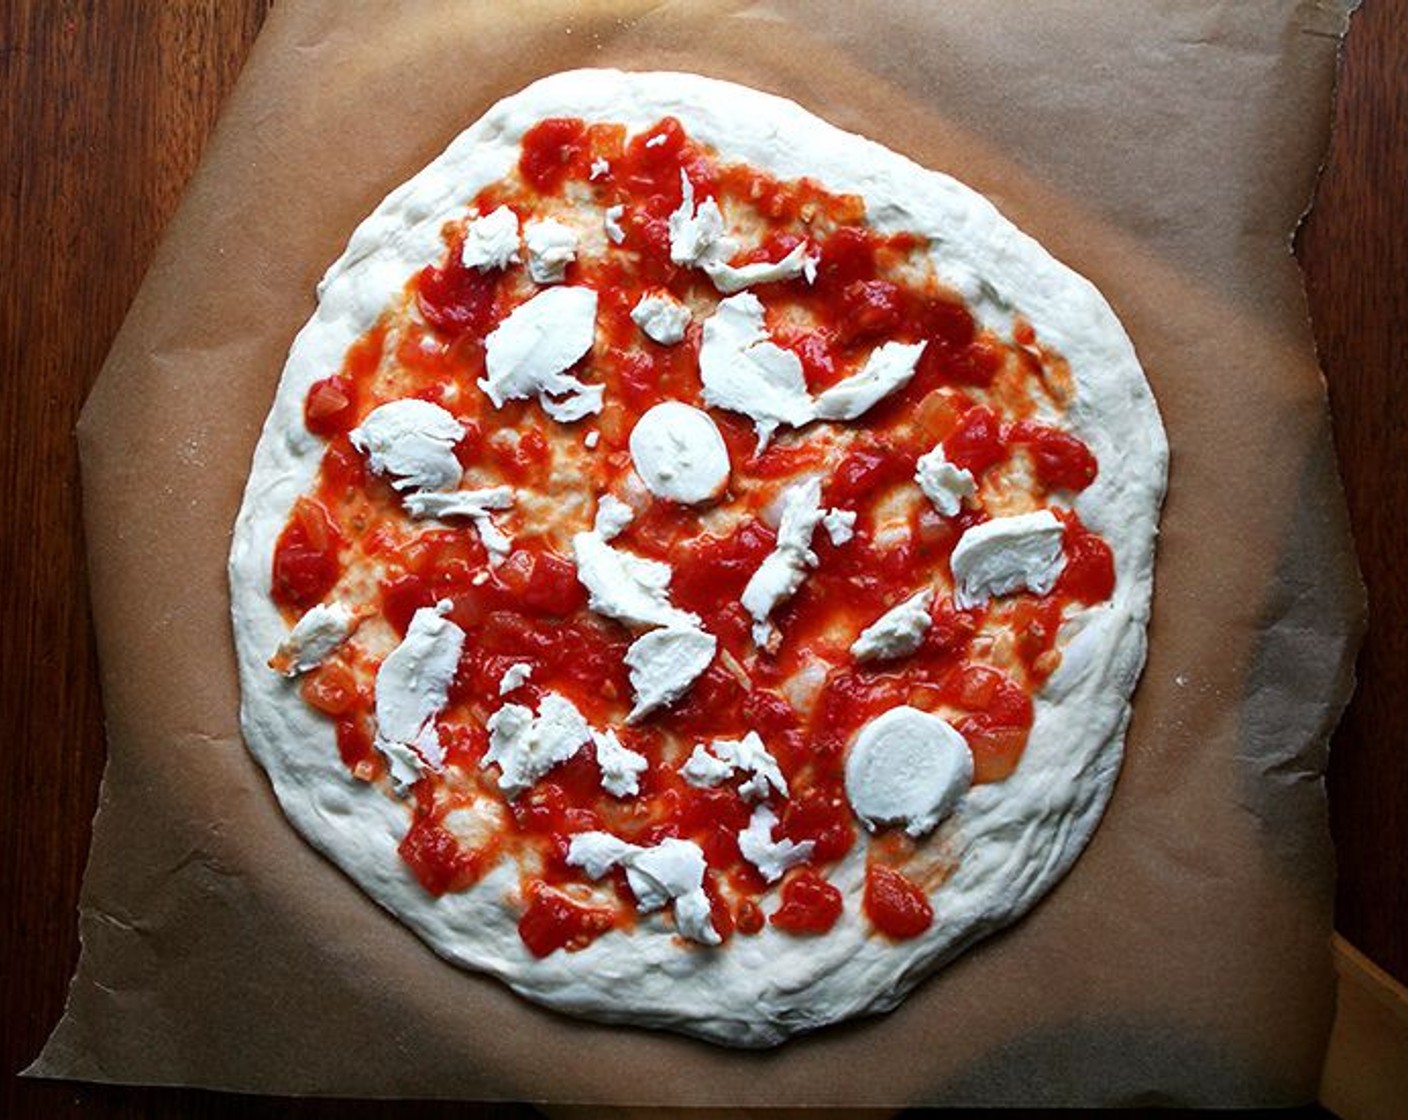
460;206;520;271
497;661;533;695
851;590;933;663
524;218;578;284
603;204;626;245
373;601;466;793
950;510;1066;609
630;292;691;345
813;340;927;421
480;286;600;421
625;626;717;723
591;729;648;798
349;399;465;492
680;730;788;802
915;444;976;517
566;833;720;945
571;529;700;631
589;157;610;181
268;601;359;677
844;705;973;837
737;804;815;882
741;477;825;648
482;692;592;799
699;293;814;451
592;493;634;541
705;241;813;295
821;507;857;546
668;171;732;268
403;486;515;566
627;402;730;504
583;430;600;449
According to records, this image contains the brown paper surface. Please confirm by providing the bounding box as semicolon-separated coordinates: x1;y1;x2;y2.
32;0;1364;1106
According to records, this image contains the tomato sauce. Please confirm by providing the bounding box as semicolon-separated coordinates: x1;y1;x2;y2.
270;112;1119;955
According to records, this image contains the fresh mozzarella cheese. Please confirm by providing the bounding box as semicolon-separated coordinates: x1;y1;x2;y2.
705;242;813;295
460;206;521;271
349;399;465;492
268;601;359;676
373;601;466;792
844;705;973;837
480;286;600;419
571;528;700;631
821;507;857;545
630;292;691;345
592;493;634;541
482;692;592;798
567;833;720;945
668;171;732;269
813;341;927;421
737;804;814;882
603;204;626;245
591;728;648;797
741;477;825;648
915;444;976;517
698;293;814;450
624;626;717;723
403;486;515;565
497;661;533;695
851;590;933;663
950;510;1066;609
627;401;730;504
679;730;788;801
589;157;610;180
524;218;578;284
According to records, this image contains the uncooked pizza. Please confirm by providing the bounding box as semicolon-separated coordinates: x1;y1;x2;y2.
230;70;1167;1046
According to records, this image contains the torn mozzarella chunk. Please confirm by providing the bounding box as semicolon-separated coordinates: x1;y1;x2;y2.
524;218;578;285
851;590;933;663
844;705;973;837
668;171;733;268
589;157;610;180
705;242;813;295
625;626;717;723
592;729;648;798
741;477;825;648
628;402;730;504
349;399;465;492
403;486;515;567
737;804;814;883
592;493;634;541
630;292;691;345
813;341;927;421
680;731;788;802
269;602;358;676
480;286;600;420
497;661;533;695
460;206;520;271
915;444;976;517
571;529;700;630
699;293;814;450
373;601;465;793
603;204;626;245
950;510;1066;609
821;508;857;546
566;833;720;945
482;692;592;798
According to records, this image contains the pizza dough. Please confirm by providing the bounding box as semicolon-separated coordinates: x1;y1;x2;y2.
229;69;1167;1047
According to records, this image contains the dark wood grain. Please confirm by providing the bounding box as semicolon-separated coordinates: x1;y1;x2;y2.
1298;0;1408;989
0;0;1396;1116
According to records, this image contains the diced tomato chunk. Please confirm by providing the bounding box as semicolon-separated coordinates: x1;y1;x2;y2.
864;864;933;939
304;375;357;437
770;871;844;935
519;117;588;192
271;497;341;612
517;881;616;957
943;406;1007;475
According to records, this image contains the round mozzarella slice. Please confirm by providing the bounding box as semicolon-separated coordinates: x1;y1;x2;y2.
628;401;730;504
845;706;973;838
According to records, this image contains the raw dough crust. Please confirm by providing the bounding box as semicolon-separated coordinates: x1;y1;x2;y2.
229;69;1167;1047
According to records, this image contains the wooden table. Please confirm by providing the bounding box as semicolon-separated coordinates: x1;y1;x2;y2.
2;2;1402;1116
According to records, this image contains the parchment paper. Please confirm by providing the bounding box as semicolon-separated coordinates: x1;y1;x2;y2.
31;0;1364;1106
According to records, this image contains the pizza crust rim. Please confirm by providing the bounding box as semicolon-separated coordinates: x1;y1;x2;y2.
228;68;1168;1047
